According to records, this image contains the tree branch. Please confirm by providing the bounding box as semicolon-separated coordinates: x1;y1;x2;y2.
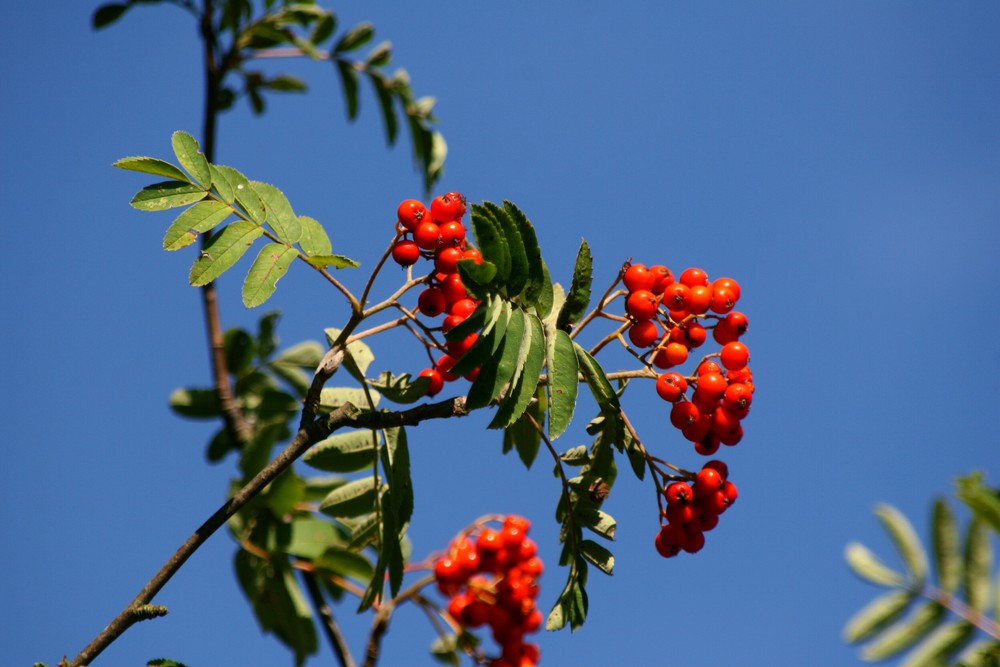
302;571;358;667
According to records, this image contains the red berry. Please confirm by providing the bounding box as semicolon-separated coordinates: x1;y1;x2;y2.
720;341;750;371
663;283;691;311
655;523;685;558
712;277;741;302
435;355;459;382
391;239;420;266
440;272;469;303
431;192;467;222
687;284;712;315
655;372;688;402
669;401;700;429
628;320;660;348
722;382;753;416
665;481;693;506
450;298;478;318
434;246;463;274
397;199;427;232
697;360;723;376
710;286;736;314
419;368;444;396
648;265;674;294
438;220;467;246
682;322;707;348
462;247;483;265
623;264;655;292
679;267;709;288
681;529;706;554
417;287;447;317
703;459;729;480
662;342;689;367
713;311;749;344
695;372;727;400
476;528;503;554
414;221;441;250
722;480;739;505
447;332;478;359
694;468;724;497
626;289;659;321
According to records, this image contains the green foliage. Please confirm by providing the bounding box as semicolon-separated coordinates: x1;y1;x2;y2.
94;0;446;192
118;132;359;308
844;473;1000;666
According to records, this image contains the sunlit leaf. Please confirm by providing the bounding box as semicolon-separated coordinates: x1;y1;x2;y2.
189;220;264;286
546;329;578;440
296;215;332;256
242;243;298;308
114;156;188;182
932;498;962;594
557;239;592;330
579;539;614;575
130;181;207;211
964;518;993;613
900;620;976;667
367;371;430;404
250;182;301;245
845;541;908;588
843;589;914;644
861;603;944;661
876;504;928;585
304;430;378;473
319;476;381;518
162;199;232;251
171;131;211;187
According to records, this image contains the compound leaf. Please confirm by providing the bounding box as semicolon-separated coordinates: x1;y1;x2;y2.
189;220;264;286
171;131;211;187
557;239;592;330
546;329;579;440
304;431;379;473
242;243;297;308
861;603;944;661
843;589;914;644
932;498;962;594
845;541;908;588
251;181;301;245
163;199;232;251
114;156;188;182
131;181;207;211
876;503;928;585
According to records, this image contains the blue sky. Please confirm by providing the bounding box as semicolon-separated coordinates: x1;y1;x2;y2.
3;2;999;666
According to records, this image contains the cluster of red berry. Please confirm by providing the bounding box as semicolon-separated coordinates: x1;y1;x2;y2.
390;193;482;396
622;263;754;456
655;461;738;558
434;515;544;667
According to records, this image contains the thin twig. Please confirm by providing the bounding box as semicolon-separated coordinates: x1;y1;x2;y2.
302;570;358;667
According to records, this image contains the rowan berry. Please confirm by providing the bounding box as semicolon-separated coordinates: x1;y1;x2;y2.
391;239;420;266
623;263;656;292
663;282;692;311
694;371;727;400
722;480;739;505
719;424;744;446
655;523;685;558
687;284;713;315
434;246;463;274
697;360;722;376
655;372;688;402
462;247;483;265
414;220;441;250
431;192;467;222
450;298;478;319
703;459;729;480
648;265;674;294
447;332;478;359
435;354;459;382
669;401;700;429
694;468;724;497
682;322;707;348
713;311;748;344
626;289;659;321
665;481;693;506
682;528;706;553
438;220;467;246
441;313;464;333
722;382;753;416
681;414;712;442
628;320;660;348
419;368;444;396
713;277;741;302
679;267;709;288
440;272;469;303
397;199;427;232
710;286;736;314
417;287;447;317
694;434;720;456
710;406;742;438
720;341;750;371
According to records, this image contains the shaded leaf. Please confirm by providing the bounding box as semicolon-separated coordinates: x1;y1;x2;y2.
304;430;378;473
314;546;375;583
319;476;381;517
843;589;914;644
335;60;359;120
367;371;430;404
557;239;592;330
877;503;928;584
862;602;944;661
484;201;528;298
368;70;399;145
169;388;220;419
264;74;308;92
224;328;255;376
964;518;993;613
470;207;509;283
845;541;908;587
579;539;614;575
114;156;188;182
130;181;207;211
503;201;545;303
334;22;374;53
901;620;976;667
242;243;298;308
93;3;128;29
546;329;579;440
575;508;616;540
489;312;545;429
933;498;962;594
189;220;264;286
957;472;1000;535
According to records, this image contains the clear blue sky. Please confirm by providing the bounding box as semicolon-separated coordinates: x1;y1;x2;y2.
3;2;999;666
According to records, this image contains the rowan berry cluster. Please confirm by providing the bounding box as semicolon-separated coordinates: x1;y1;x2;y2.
623;263;754;456
433;515;544;667
391;193;483;396
655;461;738;558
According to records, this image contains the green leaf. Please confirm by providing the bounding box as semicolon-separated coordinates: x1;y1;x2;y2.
242;243;298;308
503;386;544;468
250;182;302;245
162;200;232;251
575;508;616;540
264;74;308;92
448;298;507;377
957;471;1000;535
346;513;380;550
310;13;336;46
304;430;378;473
189;220;265;286
876;504;929;584
861;602;944;661
147;660;190;667
470;206;510;283
579;539;614;575
367;371;431;404
489;312;545;429
272;341;324;369
93;3;128;29
224;328;255;375
320;387;379;411
557;239;592;330
483;201;528;297
932;498;962;594
468;307;524;410
955;640;1000;666
368;70;399;145
381;426;413;595
843;589;914;644
546;329;579;440
845;542;908;587
319;476;381;517
169;388;220;419
297;216;332;256
334;22;374;53
456;258;498;290
314;545;375;583
444;298;491;343
114;156;189;182
215;165;266;223
964;518;993;613
130;181;207;211
209;164;236;204
900;620;976;667
335;59;360;120
171;131;211;187
535;259;555;318
573;342;621;415
503;201;545;303
306;254;360;269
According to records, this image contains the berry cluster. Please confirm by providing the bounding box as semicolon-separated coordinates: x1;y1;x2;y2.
655;461;738;558
434;515;544;667
391;193;483;396
622;263;754;456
